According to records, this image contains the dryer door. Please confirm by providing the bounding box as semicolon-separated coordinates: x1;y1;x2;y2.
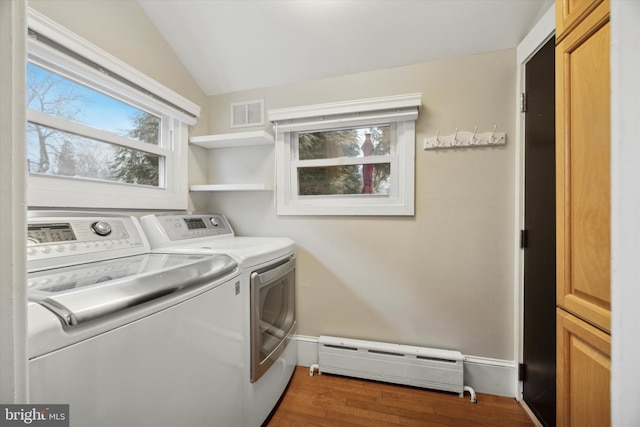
250;256;296;382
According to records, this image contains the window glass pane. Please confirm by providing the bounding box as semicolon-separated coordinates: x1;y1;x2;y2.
27;62;160;145
298;163;391;196
299;126;390;160
27;123;160;187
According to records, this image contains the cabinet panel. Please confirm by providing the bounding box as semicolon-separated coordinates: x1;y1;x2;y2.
556;0;605;41
556;308;610;427
556;1;610;332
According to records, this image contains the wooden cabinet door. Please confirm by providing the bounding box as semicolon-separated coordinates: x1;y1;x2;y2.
556;0;605;41
556;309;610;426
556;0;610;333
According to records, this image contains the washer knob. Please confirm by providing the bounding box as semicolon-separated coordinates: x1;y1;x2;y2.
91;221;112;236
210;217;219;227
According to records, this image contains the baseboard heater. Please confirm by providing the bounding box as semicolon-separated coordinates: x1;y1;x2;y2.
314;335;476;402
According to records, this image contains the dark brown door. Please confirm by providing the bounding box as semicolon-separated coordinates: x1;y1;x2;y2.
522;36;556;427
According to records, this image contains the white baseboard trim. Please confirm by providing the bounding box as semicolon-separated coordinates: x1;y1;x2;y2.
294;334;320;367
292;335;517;398
462;355;517;397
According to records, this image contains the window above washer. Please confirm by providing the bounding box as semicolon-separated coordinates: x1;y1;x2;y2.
269;93;421;216
26;8;200;210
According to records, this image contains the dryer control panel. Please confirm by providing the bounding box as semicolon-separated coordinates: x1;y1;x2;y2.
140;212;234;248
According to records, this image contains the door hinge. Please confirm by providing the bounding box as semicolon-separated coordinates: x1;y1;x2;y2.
520;229;528;249
520;92;527;113
519;363;527;381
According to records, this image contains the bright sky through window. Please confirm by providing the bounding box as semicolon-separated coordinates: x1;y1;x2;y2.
27;62;162;187
27;63;160;145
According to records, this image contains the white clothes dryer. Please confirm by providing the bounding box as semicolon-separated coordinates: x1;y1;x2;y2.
140;212;297;427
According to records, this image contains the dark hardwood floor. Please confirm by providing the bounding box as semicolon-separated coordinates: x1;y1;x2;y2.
266;366;536;427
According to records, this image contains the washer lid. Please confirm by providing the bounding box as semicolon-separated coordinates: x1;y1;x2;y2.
28;253;237;325
154;236;295;268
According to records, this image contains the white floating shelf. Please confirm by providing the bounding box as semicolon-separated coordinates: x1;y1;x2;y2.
189;131;274;149
190;183;273;192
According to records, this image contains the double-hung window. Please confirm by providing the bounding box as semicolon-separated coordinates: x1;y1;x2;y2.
26;9;199;209
270;94;421;216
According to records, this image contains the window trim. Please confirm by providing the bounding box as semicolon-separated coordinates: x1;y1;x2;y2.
270;94;421;216
27;8;200;119
26;8;199;210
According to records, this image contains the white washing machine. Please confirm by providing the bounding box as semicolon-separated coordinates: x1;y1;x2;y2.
140;212;297;427
27;211;245;427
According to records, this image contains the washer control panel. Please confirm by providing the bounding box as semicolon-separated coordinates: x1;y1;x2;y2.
27;211;148;271
140;212;234;248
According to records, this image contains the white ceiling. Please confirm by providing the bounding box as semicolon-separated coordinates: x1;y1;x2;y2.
138;0;552;96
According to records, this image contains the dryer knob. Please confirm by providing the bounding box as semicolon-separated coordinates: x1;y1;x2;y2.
91;221;112;236
210;217;219;227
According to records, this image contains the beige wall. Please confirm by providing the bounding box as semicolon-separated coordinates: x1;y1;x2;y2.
24;0;517;359
28;0;209;211
201;49;517;360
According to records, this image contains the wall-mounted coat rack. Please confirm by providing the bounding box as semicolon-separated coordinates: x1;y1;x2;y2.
423;126;506;150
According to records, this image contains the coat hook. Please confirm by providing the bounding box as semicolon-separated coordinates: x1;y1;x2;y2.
452;128;459;146
470;126;477;145
489;125;497;144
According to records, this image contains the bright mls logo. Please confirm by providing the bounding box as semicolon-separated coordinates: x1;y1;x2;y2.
0;405;68;426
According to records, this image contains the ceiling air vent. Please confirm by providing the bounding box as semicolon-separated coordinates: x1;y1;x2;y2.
230;100;264;128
